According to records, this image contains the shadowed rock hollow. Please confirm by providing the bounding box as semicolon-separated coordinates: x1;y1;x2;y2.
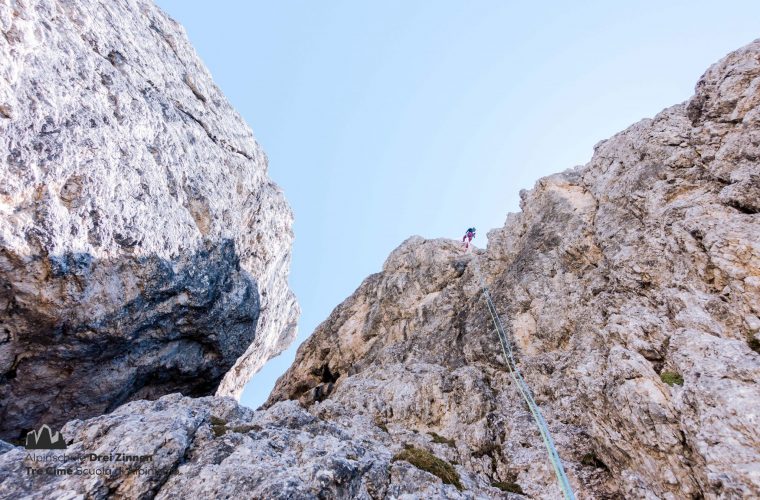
0;0;298;441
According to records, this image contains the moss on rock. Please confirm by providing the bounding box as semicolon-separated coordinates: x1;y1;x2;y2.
492;481;524;494
660;371;684;386
427;432;456;447
392;445;462;490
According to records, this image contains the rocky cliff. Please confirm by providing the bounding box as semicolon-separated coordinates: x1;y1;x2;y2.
266;40;760;498
1;17;758;500
264;41;760;497
0;0;298;442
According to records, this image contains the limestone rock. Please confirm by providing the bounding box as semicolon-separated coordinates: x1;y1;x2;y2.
0;393;508;499
267;40;760;498
1;5;758;499
0;0;298;442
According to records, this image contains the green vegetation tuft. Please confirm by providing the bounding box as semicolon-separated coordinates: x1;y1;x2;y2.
427;432;456;447
492;481;524;494
209;416;228;437
230;424;261;434
392;445;462;491
208;416;261;437
660;371;684;386
209;416;227;426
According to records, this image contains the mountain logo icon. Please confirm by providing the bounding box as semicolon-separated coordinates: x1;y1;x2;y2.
25;424;67;450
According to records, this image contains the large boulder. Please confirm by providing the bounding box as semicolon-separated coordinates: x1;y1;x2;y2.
0;0;298;442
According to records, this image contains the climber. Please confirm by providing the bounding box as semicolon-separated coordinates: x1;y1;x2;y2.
462;227;476;250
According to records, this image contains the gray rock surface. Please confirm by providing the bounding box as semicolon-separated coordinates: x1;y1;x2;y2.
267;40;760;498
0;8;758;500
0;393;510;499
0;0;298;441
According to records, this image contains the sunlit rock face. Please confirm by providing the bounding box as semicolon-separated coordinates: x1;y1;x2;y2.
268;40;760;498
0;0;298;441
0;5;757;498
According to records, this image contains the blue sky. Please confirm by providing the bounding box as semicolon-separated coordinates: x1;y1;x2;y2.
156;0;760;409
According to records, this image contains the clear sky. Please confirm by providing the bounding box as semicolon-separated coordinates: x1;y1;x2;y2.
155;0;760;409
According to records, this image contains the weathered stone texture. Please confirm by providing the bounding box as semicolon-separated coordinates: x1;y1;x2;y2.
1;5;758;498
0;0;298;441
268;40;760;498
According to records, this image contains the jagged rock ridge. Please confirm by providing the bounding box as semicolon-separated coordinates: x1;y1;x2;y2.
0;0;298;441
1;26;759;500
265;39;760;498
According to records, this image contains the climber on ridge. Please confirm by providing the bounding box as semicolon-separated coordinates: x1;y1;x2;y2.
462;227;476;250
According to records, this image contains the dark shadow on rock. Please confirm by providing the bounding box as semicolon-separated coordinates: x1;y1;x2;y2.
0;239;259;441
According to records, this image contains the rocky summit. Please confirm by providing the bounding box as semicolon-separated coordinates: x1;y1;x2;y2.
0;0;298;442
1;1;759;499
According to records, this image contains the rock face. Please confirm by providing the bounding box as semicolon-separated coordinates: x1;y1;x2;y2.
1;394;511;499
0;0;298;441
266;40;760;498
0;21;758;500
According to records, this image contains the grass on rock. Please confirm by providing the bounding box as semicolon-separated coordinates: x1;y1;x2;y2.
392;445;462;490
492;481;524;494
427;432;456;447
660;371;684;386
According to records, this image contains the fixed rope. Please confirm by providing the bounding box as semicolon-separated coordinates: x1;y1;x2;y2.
470;254;576;500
